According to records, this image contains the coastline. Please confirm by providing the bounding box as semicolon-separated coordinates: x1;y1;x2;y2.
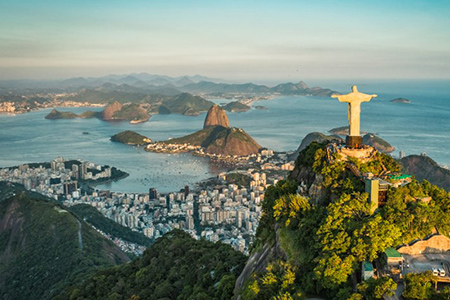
80;172;130;192
0;102;105;115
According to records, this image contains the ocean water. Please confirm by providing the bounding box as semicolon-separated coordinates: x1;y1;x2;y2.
0;80;449;192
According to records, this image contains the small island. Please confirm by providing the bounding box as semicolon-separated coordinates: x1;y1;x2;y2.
390;98;412;104
222;101;250;112
254;105;268;110
111;130;152;145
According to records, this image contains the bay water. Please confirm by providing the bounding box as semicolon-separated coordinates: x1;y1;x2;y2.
0;79;449;193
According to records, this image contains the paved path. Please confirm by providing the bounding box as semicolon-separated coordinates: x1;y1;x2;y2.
77;220;83;250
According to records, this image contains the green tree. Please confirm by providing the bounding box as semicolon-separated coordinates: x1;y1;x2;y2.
403;271;436;300
357;277;397;300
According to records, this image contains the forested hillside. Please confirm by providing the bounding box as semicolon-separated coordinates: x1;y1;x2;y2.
57;230;247;300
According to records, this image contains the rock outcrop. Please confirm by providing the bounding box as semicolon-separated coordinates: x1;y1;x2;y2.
234;224;287;297
289;132;342;161
397;234;450;255
101;101;122;120
203;104;230;129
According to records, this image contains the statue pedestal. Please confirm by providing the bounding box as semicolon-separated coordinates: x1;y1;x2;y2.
346;135;363;148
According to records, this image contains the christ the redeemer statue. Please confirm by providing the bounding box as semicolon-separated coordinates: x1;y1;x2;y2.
332;86;377;148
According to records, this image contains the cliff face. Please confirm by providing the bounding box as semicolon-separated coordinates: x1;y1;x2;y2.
101;101;122;120
203;104;230;129
401;155;450;191
234;223;287;298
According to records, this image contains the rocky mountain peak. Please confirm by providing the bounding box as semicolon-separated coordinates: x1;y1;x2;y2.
101;101;122;120
203;104;230;129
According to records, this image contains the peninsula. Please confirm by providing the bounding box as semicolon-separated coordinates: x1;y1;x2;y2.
146;105;262;158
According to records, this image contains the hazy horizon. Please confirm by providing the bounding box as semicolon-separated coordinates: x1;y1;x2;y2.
1;0;450;81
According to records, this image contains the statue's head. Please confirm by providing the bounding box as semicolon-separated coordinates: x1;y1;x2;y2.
352;85;358;93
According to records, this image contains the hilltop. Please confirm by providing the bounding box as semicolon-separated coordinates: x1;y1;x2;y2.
401;154;450;190
111;130;152;145
327;126;394;153
0;182;129;300
55;230;246;300
158;93;214;116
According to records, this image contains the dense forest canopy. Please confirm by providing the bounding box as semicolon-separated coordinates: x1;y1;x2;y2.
243;142;450;300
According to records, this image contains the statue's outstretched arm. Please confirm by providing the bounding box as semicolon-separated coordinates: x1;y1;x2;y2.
361;94;378;102
331;95;351;103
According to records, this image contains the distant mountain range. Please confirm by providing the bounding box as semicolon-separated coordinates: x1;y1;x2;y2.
0;73;338;97
60;73;222;88
59;75;338;97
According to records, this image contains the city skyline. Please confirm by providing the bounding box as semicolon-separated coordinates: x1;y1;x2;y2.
1;0;450;81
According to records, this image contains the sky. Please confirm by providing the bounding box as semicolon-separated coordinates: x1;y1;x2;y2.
1;0;450;82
